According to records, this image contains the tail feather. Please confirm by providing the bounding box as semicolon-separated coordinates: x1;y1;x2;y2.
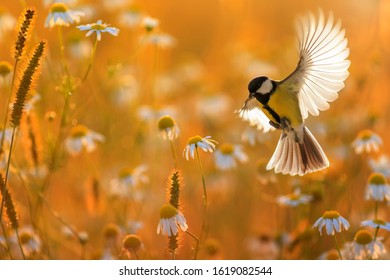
266;127;329;176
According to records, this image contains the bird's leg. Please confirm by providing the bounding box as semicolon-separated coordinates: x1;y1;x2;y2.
269;120;282;130
280;117;292;131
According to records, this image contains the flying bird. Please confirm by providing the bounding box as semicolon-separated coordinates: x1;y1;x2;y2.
238;10;350;176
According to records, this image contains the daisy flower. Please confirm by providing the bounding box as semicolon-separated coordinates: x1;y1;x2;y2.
141;16;159;32
350;229;386;260
122;234;143;259
108;165;149;198
361;219;390;232
119;8;143;28
318;249;340;260
0;61;13;78
276;188;313;207
158;115;180;140
77;20;119;41
157;204;188;237
0;9;16;38
17;226;42;258
369;155;390;177
183;135;217;160
213;143;248;170
144;33;176;48
64;124;105;156
365;172;390;201
313;210;350;236
352;129;382;154
45;3;84;28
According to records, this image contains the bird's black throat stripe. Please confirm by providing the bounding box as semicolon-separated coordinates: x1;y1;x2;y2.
262;104;281;124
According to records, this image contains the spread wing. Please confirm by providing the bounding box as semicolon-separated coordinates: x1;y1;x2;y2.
237;97;275;133
281;10;350;119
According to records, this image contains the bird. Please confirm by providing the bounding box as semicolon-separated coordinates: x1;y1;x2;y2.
238;10;350;176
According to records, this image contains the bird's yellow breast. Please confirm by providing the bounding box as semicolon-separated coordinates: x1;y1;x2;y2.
265;84;303;128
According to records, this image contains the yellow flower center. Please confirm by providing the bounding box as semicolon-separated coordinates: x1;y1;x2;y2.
322;210;340;219
368;172;387;185
158;115;175;130
70;124;88;138
219;143;234;155
103;223;120;239
122;234;142;250
118;167;133;179
50;3;69;13
0;61;12;76
160;204;178;219
19;232;33;244
286;193;300;201
372;219;385;226
354;229;373;245
91;23;107;31
357;129;376;142
188;135;203;145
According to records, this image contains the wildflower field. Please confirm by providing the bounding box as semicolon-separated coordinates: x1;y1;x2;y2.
0;0;390;260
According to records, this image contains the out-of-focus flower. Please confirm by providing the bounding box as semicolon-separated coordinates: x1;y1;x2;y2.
68;35;93;59
127;220;143;234
0;127;13;148
183;135;217;160
369;155;390;177
122;234;143;259
0;61;13;77
276;189;313;207
213;143;248;170
244;234;279;260
352;129;382;154
120;8;143;28
45;3;84;28
241;126;265;146
361;219;390;231
141;16;159;32
312;210;350;236
0;9;16;38
158;115;180;141
157;204;188;237
144;33;176;48
64;124;105;156
137;105;176;122
365;172;390;201
77;20;119;41
109;165;149;198
18;226;42;258
24;94;41;115
196;94;231;123
350;229;386;260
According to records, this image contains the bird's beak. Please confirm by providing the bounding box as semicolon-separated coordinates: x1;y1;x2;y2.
247;92;256;100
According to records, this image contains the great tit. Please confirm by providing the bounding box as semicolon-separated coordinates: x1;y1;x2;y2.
239;10;350;176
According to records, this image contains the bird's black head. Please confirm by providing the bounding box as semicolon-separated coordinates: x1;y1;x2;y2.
248;76;276;95
247;76;276;104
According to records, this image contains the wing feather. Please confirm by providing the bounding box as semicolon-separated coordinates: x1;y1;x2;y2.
237;97;275;133
281;9;350;119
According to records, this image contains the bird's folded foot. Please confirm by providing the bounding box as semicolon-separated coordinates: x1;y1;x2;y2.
269;120;282;130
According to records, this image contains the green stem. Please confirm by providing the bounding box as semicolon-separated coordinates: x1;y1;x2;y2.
374;201;378;220
186;230;200;260
57;26;70;79
333;234;343;260
81;37;98;83
0;127;17;221
169;139;177;168
195;148;208;242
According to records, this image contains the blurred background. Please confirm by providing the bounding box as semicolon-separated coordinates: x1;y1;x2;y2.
0;0;389;259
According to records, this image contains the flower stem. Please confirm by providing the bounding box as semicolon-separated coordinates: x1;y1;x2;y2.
186;230;200;260
0;127;17;220
333;234;343;260
82;37;98;83
195;148;208;243
169;139;177;168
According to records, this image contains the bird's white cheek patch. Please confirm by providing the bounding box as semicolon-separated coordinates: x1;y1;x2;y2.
257;79;273;94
